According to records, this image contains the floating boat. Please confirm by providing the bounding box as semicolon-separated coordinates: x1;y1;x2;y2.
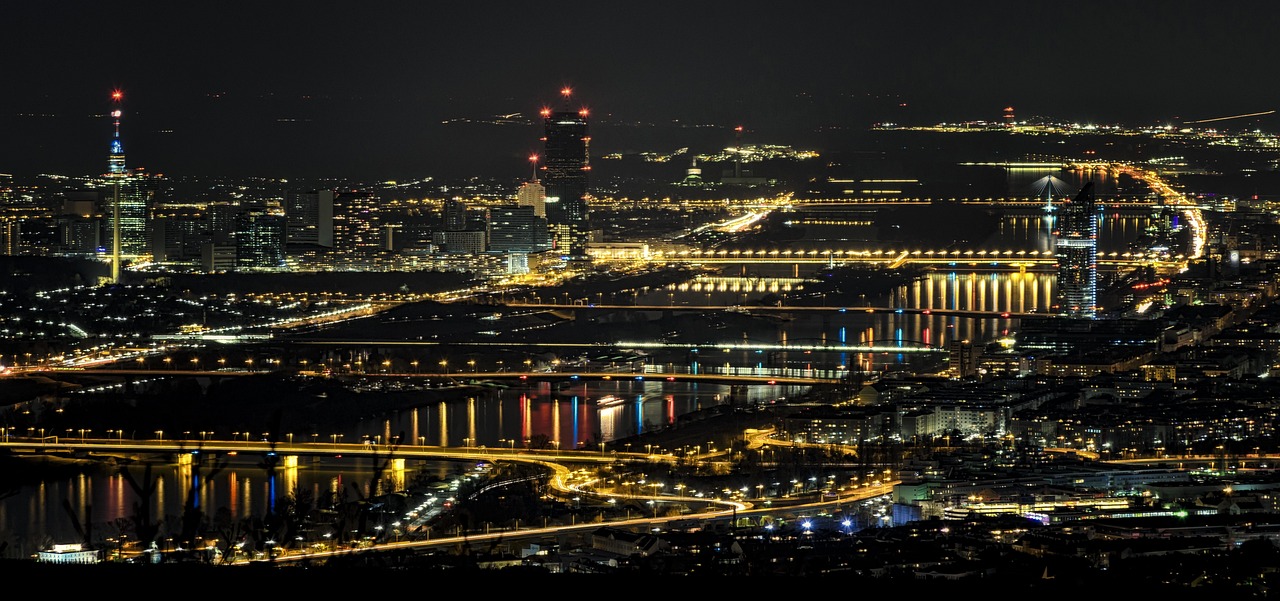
596;395;626;407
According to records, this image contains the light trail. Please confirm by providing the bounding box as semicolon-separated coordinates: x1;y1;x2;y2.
1182;110;1275;124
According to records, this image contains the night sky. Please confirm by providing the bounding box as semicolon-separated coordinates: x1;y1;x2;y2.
4;1;1278;179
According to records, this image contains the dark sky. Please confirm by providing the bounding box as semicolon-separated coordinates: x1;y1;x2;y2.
4;1;1278;180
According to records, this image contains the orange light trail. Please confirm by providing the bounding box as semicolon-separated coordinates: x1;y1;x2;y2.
1182;110;1275;124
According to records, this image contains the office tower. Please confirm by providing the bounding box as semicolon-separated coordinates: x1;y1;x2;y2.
488;204;546;253
540;88;590;255
436;230;487;255
948;340;981;378
201;242;237;272
516;179;546;219
0;219;18;255
333;190;380;253
205;201;241;244
284;190;334;247
1054;181;1099;319
234;212;286;269
443;197;468;231
150;209;208;263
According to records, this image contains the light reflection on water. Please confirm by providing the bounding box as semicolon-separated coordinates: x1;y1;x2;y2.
1;455;455;558
351;380;807;449
1;380;806;554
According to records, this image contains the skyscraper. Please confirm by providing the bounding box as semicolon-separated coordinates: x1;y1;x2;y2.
234;211;286;269
443;197;468;232
516;179;546;219
284;190;335;248
333;190;380;254
488;204;547;253
540;88;590;255
1054;181;1099;319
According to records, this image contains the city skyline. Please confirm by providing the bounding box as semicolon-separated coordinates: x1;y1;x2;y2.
4;1;1280;179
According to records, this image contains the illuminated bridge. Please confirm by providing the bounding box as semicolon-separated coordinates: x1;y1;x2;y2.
589;247;1186;271
783;195;1166;209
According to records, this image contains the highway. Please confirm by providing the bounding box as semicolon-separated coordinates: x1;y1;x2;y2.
253;482;899;565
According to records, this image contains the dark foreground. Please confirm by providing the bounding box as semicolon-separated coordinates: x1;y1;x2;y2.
0;559;1207;597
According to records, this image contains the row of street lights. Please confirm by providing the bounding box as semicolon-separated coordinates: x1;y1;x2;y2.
137;353;531;375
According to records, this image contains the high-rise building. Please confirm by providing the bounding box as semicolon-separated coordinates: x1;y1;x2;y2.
540;88;590;255
443;197;468;232
234;212;286;269
1053;181;1099;319
488;204;548;253
150;208;208;263
205;201;241;244
56;193;102;257
0;219;19;255
516;179;546;219
333;190;380;253
284;190;334;247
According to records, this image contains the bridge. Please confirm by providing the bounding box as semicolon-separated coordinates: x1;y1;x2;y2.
588;247;1187;272
36;366;852;385
782;195;1167;210
0;436;638;464
591;160;1204;275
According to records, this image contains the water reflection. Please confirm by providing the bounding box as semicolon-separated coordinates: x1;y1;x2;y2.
351;380;806;451
1;456;446;557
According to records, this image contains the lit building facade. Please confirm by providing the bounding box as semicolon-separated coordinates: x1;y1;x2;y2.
234;212;286;269
284;189;334;247
1054;181;1099;319
488;204;547;253
333;190;380;253
540;89;590;255
443;197;468;232
516;179;547;219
